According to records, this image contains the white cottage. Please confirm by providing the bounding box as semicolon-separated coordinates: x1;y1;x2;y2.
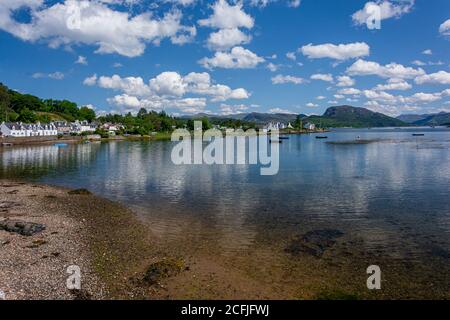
0;122;57;137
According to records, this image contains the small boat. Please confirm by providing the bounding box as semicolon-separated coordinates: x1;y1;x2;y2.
1;143;13;147
412;134;425;137
269;139;283;143
315;136;328;139
54;143;68;148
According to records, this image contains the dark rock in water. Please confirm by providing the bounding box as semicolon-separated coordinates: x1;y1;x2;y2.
0;220;46;236
285;229;344;257
143;259;184;284
68;189;92;195
428;245;450;259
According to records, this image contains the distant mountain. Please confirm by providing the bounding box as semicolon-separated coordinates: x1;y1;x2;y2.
183;112;300;125
240;112;299;124
305;105;408;128
185;106;409;128
398;112;450;126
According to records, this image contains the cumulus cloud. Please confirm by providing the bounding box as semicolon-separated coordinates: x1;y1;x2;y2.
338;88;361;95
199;0;254;29
310;73;333;82
347;59;425;79
268;107;296;114
219;103;248;115
336;75;355;87
206;28;252;50
0;0;196;57
439;19;450;37
199;46;265;69
352;0;415;26
84;70;250;114
300;42;370;60
415;71;450;85
75;55;88;65
374;78;412;91
271;75;305;85
286;52;296;61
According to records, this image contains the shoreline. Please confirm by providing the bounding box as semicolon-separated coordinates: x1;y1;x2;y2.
0;180;159;300
2;180;449;300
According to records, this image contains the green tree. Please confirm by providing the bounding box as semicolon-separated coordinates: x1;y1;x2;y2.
0;83;10;122
78;106;96;122
18;108;37;123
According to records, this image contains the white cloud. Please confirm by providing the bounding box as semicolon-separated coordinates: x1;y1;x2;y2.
412;60;426;66
352;0;415;26
310;73;333;82
206;28;251;50
268;107;296;114
0;0;196;57
149;72;186;97
440;19;450;36
316;96;326;100
32;71;65;80
219;103;248;115
347;59;425;79
300;42;370;60
199;46;265;69
286;52;296;61
83;74;98;86
198;0;254;29
75;55;87;65
374;78;412;91
415;71;450;85
338;88;361;95
422;49;433;55
271;74;305;85
305;102;318;107
85;70;250;114
336;75;355;87
266;62;280;72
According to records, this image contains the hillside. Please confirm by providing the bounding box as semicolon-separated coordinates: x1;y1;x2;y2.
0;82;96;123
398;112;450;126
305;106;408;128
184;112;300;125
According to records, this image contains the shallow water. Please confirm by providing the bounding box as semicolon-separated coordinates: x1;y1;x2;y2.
1;128;450;298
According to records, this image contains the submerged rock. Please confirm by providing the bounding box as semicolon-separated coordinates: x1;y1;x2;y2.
68;189;92;195
0;220;46;236
143;258;185;284
285;229;344;257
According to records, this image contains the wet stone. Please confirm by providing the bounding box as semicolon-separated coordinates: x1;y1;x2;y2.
285;229;344;257
143;259;185;284
0;219;46;236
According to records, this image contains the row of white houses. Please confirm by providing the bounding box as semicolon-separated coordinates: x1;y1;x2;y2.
0;120;100;137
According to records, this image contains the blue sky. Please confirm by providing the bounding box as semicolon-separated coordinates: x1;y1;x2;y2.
1;0;450;117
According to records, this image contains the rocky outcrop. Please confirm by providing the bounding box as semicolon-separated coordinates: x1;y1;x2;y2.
0;220;46;236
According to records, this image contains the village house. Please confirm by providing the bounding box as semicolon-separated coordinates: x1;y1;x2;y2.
71;120;98;134
303;122;316;131
54;121;72;135
0;122;57;137
101;123;124;135
264;122;287;131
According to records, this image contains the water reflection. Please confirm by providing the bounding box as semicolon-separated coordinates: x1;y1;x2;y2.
1;130;449;260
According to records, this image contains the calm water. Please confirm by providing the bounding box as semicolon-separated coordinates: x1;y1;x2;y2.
1;128;450;265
